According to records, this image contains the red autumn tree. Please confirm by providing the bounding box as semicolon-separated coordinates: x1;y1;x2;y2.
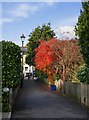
48;39;84;81
34;39;63;83
44;39;84;81
34;38;84;83
34;40;55;72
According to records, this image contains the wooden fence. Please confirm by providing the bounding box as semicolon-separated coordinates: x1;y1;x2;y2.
55;80;89;107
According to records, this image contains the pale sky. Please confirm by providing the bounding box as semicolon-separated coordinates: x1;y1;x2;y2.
1;1;83;46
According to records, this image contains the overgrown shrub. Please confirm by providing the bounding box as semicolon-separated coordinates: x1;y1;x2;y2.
76;64;89;84
35;69;48;83
53;74;60;81
2;41;21;112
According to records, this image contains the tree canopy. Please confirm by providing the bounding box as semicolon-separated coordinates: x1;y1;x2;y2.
26;23;56;65
75;1;89;67
34;38;83;82
34;40;55;71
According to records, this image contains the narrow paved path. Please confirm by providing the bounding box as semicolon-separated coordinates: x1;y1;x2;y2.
11;78;87;118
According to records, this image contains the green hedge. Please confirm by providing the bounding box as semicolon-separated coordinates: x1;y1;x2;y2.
2;41;21;112
76;64;89;84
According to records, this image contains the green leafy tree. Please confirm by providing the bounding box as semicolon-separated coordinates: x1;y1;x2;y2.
26;23;56;65
76;64;89;84
75;1;89;67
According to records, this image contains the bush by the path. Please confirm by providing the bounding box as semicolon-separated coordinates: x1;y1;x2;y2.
76;64;89;84
2;41;21;112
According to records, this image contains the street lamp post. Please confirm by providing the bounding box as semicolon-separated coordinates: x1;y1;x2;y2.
20;34;25;87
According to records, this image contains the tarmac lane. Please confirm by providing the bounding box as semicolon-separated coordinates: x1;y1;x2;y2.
11;78;87;119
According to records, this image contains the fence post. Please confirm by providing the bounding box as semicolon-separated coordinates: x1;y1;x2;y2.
80;82;88;106
87;84;89;107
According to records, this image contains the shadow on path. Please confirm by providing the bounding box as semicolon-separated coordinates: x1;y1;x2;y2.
11;78;87;118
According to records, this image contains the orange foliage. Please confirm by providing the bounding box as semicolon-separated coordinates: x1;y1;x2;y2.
34;38;83;82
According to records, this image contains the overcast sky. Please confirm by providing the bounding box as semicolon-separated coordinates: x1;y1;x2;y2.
1;1;82;46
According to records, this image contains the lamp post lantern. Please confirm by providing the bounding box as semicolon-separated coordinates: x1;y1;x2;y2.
20;33;25;87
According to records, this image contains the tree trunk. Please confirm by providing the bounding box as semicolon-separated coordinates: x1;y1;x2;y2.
63;64;66;81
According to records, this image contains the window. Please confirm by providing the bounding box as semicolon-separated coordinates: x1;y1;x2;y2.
25;67;28;71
